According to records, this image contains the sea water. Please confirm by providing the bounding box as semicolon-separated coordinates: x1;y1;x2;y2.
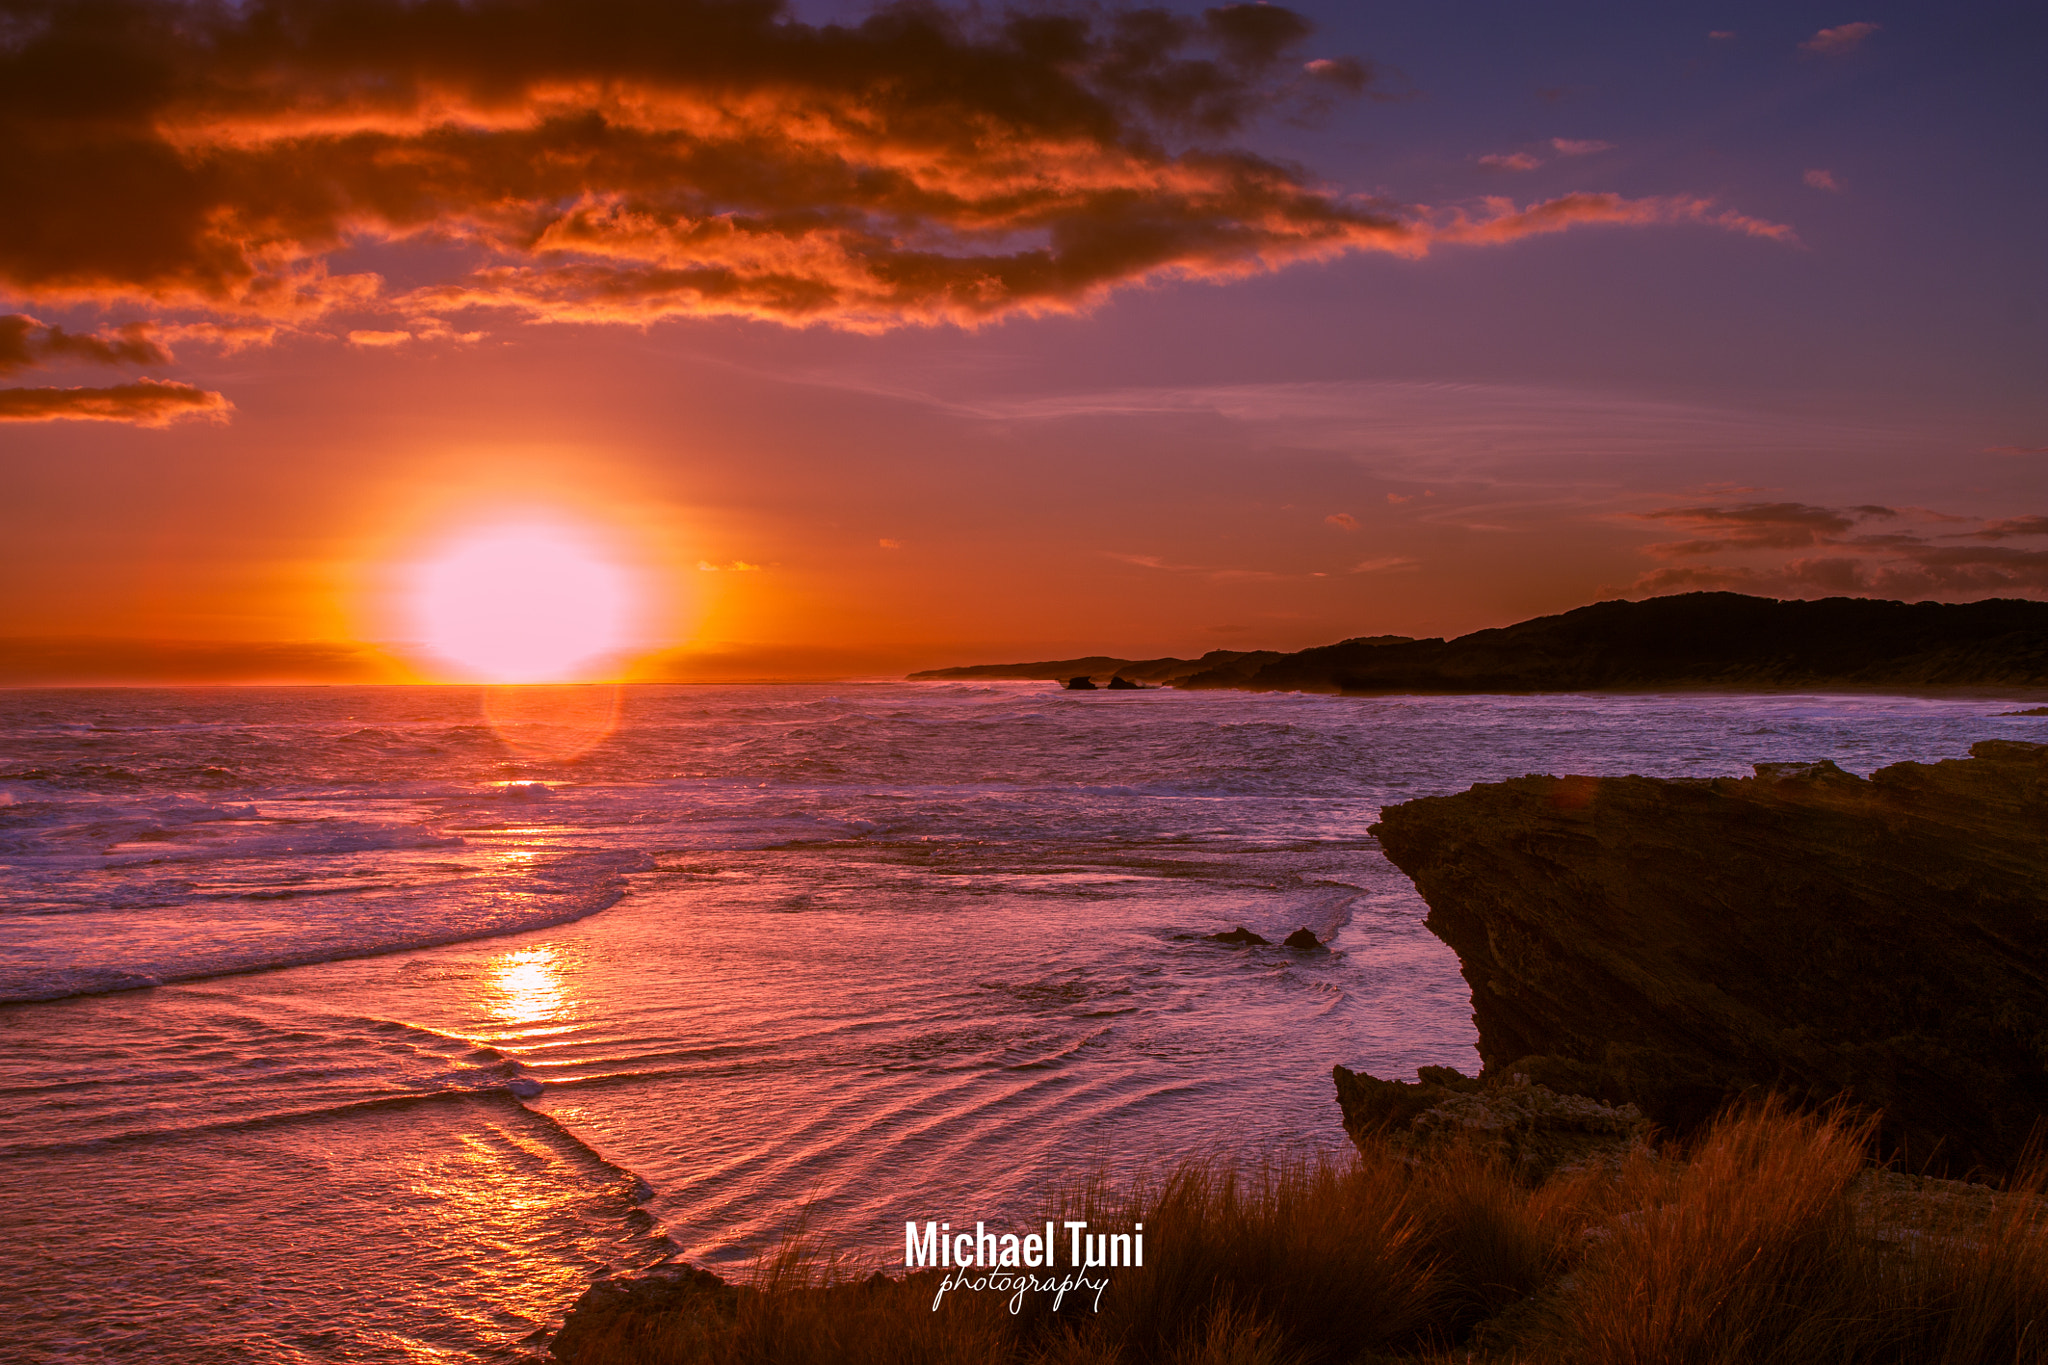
2;682;2039;1362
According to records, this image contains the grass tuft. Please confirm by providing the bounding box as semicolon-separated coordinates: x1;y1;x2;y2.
556;1095;2048;1365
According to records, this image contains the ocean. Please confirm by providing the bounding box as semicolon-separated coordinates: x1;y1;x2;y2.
2;682;2038;1362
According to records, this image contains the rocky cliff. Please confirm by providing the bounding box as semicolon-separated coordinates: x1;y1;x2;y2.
1366;740;2048;1173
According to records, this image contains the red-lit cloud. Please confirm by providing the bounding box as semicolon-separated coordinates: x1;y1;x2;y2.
0;315;168;373
0;378;232;425
1435;195;1795;247
1804;169;1844;193
1801;22;1880;56
0;0;1796;342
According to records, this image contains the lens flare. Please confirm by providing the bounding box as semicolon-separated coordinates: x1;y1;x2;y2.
414;524;630;681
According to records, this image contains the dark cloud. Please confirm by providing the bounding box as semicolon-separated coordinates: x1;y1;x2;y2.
1636;501;1871;556
0;637;401;684
1971;516;2048;541
0;313;167;373
0;0;1792;334
0;377;231;424
1631;501;2048;598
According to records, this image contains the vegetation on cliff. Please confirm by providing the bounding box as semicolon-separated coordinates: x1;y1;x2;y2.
552;1100;2048;1364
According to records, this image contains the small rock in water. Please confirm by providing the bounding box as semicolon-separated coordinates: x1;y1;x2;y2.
506;1077;543;1098
1282;928;1324;951
1208;926;1269;946
1063;675;1098;690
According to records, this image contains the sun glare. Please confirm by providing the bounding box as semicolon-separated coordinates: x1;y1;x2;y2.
414;524;631;681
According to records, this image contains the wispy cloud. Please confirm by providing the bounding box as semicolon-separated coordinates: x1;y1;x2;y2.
0;379;232;426
1324;512;1360;530
1969;516;2048;541
1433;194;1796;246
1801;22;1880;56
1478;151;1543;172
1804;169;1844;192
1550;138;1615;156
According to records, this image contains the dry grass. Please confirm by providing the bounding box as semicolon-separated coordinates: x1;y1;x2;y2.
557;1097;2048;1365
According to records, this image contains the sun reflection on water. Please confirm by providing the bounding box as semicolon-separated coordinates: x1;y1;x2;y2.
490;947;566;1028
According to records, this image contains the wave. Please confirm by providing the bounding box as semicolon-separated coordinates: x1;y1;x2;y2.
0;849;651;1005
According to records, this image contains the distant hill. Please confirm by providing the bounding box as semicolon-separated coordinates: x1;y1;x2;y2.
911;595;2048;692
908;639;1410;687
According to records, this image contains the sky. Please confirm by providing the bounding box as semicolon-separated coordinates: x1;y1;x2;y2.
1;0;2043;682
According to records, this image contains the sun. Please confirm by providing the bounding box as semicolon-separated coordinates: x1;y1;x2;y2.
413;523;632;681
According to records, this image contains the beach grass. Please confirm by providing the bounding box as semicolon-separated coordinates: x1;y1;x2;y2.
555;1097;2048;1365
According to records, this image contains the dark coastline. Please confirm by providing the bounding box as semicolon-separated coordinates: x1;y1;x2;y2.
910;592;2048;693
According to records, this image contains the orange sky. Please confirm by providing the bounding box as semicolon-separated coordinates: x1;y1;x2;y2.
1;0;2042;682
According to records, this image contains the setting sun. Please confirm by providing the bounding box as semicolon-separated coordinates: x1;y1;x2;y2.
413;524;631;681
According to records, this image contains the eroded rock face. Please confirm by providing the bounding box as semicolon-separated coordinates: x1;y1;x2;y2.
1368;740;2048;1173
551;1261;733;1361
1332;1065;1648;1177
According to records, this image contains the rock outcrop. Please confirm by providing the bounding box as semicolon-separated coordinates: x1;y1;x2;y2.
1368;740;2048;1173
1283;928;1325;951
551;1261;734;1361
1210;926;1270;946
1062;675;1097;690
1333;1065;1649;1177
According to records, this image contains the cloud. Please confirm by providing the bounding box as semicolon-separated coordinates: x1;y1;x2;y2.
346;330;414;348
1801;22;1879;56
1630;500;2048;597
1709;31;1737;41
696;559;766;571
0;0;1796;340
1804;169;1843;193
1550;138;1614;156
878;538;904;549
1324;511;1359;530
1435;194;1796;247
1636;501;1881;555
0;378;232;425
1479;152;1543;172
1350;556;1417;573
1302;57;1369;92
1984;445;2048;456
0;314;168;374
1969;516;2048;541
